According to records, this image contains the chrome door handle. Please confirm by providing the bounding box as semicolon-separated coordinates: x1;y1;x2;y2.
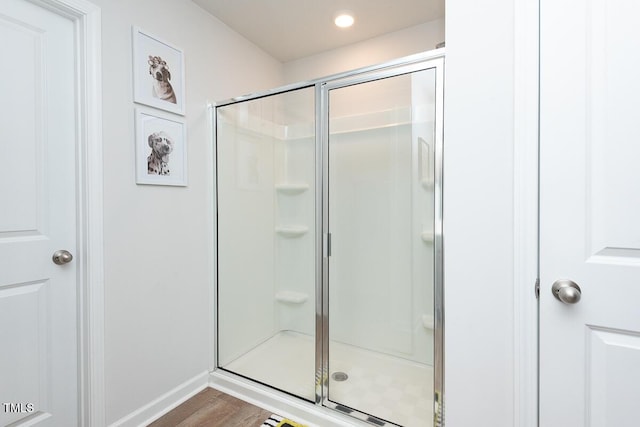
52;250;73;265
552;279;581;304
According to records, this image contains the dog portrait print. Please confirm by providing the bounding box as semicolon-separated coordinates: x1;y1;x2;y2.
147;131;174;175
148;55;177;104
136;108;186;186
133;28;184;115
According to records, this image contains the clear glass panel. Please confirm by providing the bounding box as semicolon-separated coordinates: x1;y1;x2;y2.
216;86;316;401
327;69;437;426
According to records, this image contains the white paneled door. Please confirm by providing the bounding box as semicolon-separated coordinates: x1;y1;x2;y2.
540;0;640;425
0;0;79;425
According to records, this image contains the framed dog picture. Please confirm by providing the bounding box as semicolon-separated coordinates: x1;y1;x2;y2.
135;108;187;186
132;26;185;115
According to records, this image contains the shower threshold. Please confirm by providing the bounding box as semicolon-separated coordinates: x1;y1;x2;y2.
222;331;433;427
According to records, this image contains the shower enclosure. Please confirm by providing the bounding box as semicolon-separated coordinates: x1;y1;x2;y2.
212;51;444;427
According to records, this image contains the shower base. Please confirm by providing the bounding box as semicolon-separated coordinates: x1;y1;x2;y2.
223;331;433;427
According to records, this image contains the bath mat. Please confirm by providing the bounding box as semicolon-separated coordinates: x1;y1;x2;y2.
261;414;307;427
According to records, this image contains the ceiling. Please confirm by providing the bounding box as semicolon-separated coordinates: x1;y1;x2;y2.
192;0;445;63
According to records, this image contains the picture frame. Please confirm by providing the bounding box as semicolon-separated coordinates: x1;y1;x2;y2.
135;108;188;186
132;26;185;115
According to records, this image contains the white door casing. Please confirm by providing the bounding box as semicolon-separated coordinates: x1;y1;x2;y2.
540;0;640;425
0;0;103;425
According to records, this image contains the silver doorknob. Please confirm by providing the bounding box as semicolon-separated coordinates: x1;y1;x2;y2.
52;250;73;265
552;279;581;304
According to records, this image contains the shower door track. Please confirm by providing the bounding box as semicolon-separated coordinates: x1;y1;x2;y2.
211;49;446;427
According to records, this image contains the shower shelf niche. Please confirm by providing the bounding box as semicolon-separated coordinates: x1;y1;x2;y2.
275;183;309;195
275;225;309;237
275;291;309;304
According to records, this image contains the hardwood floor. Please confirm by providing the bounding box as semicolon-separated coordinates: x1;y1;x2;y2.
147;388;274;427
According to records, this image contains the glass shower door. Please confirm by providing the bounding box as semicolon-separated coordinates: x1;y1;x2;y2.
215;86;317;401
213;54;444;426
324;64;441;427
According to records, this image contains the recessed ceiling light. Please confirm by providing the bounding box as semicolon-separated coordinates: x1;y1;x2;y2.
334;12;354;28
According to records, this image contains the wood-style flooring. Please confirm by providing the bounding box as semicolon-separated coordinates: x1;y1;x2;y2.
147;387;274;427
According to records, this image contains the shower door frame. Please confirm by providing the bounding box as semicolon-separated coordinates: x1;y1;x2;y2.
211;49;445;427
318;57;445;426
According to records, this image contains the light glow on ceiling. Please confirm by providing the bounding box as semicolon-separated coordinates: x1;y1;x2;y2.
334;12;355;28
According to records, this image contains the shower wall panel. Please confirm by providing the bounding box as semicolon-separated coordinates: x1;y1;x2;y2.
216;110;277;366
327;69;436;365
328;125;416;356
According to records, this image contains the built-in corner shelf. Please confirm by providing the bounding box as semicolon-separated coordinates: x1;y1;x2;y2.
421;231;434;243
275;225;308;238
422;314;435;330
275;291;308;304
275;183;309;195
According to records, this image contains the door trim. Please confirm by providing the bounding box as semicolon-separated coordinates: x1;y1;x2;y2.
33;0;105;425
512;0;539;425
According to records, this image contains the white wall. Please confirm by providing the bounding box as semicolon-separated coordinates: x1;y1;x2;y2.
444;0;523;425
283;19;445;84
94;0;283;424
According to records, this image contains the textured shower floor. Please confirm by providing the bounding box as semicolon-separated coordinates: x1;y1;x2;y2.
223;330;433;427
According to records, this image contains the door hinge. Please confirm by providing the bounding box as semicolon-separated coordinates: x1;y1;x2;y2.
535;278;540;299
323;233;332;257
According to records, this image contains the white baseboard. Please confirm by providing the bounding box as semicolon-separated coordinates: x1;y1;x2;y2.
109;371;209;427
